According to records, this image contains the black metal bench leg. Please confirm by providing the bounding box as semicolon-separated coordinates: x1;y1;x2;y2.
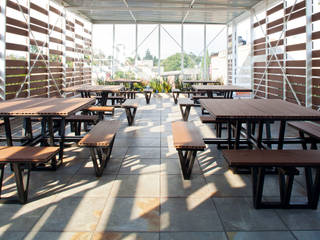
265;122;272;149
179;105;191;121
311;168;320;209
23;117;33;140
12;163;31;204
89;136;116;177
177;149;197;180
252;167;265;209
299;131;307;150
0;164;5;198
125;107;137;126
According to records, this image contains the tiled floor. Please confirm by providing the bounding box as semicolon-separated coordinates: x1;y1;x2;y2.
1;93;320;240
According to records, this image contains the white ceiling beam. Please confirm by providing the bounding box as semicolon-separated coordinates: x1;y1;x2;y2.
66;6;248;12
122;0;136;22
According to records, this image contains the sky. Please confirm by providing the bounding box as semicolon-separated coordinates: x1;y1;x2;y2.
92;24;231;61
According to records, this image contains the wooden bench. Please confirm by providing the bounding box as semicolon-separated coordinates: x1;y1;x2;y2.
78;120;120;177
172;121;206;179
222;150;320;209
84;106;115;119
288;121;320;149
107;95;126;105
66;115;99;135
178;98;198;121
0;146;59;204
172;89;180;104
143;89;153;104
121;99;138;126
121;91;140;99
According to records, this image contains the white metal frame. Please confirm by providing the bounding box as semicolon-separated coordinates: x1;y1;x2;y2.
305;0;312;108
0;0;6;100
252;0;301;105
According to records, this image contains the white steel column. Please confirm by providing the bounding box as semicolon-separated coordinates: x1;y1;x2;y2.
232;21;237;85
250;9;255;98
305;0;312;108
181;24;184;81
265;0;269;99
0;0;6;100
226;24;229;84
134;24;138;79
27;0;31;97
203;24;207;80
283;0;287;100
112;24;115;78
62;8;67;95
158;24;161;79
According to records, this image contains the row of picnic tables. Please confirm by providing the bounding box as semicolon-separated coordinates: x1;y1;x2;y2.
175;82;320;209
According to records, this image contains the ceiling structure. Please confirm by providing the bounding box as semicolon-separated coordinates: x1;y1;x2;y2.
61;0;262;24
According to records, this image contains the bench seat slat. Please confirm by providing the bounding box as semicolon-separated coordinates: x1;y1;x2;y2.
122;99;138;108
172;121;206;150
289;121;320;140
223;150;320;167
0;146;59;163
78;120;120;147
85;106;114;112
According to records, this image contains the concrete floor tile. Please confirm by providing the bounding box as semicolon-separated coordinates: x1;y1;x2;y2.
160;198;223;231
161;148;178;159
293;231;320;240
214;198;287;231
126;147;161;159
160;158;202;175
57;175;116;198
0;195;55;232
119;158;161;175
160;174;215;198
227;231;295;240
0;232;26;240
96;197;160;232
38;197;106;231
160;232;227;240
93;232;159;240
24;232;92;240
205;172;252;197
112;174;160;197
77;158;122;175
276;206;320;230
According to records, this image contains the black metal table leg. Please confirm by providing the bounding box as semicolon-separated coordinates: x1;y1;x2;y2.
58;117;66;165
278;120;286;150
4;117;13;146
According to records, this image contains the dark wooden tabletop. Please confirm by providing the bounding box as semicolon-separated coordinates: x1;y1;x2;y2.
0;98;95;117
62;84;124;93
200;99;320;121
107;79;142;83
193;85;252;92
182;80;220;84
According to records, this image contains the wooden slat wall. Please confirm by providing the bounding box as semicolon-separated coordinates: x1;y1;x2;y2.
4;0;92;100
312;9;320;108
253;0;310;106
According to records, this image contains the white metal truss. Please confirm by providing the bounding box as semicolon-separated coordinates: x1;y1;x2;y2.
122;0;136;23
15;0;65;98
232;21;237;85
0;0;6;100
252;0;302;105
305;0;312;108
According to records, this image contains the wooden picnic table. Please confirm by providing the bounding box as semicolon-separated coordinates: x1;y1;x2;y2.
200;99;320;149
0;97;95;168
62;85;124;105
107;79;142;89
182;80;220;85
193;85;252;98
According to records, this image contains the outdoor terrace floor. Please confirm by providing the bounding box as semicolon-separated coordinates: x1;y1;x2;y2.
0;94;320;240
